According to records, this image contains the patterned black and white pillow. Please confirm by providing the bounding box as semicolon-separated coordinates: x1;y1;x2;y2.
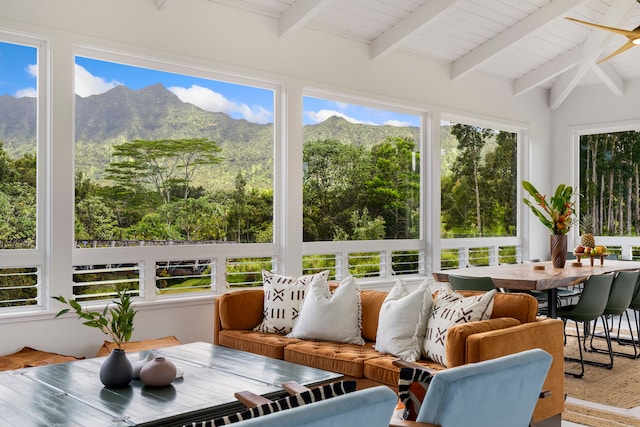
423;285;496;367
183;381;357;427
254;270;329;334
397;366;434;421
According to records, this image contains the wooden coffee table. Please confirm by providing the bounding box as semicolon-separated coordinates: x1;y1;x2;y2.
0;342;343;426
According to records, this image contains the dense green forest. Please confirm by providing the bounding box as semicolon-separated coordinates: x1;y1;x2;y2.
580;130;640;236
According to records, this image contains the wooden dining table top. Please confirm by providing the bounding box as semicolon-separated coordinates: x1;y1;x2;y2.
433;259;640;291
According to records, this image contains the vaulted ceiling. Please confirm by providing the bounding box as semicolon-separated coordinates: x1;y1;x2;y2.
166;0;640;110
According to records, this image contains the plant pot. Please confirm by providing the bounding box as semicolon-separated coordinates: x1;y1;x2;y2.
100;348;133;388
550;234;567;268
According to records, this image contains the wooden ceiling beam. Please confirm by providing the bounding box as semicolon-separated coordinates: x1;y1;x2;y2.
549;0;636;110
371;0;460;60
451;0;584;80
279;0;334;37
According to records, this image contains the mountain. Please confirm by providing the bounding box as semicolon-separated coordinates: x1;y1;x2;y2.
0;84;420;190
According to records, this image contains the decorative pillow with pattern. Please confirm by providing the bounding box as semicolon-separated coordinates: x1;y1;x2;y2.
254;270;329;335
397;366;434;421
184;380;357;426
374;279;432;361
423;284;496;367
288;275;364;345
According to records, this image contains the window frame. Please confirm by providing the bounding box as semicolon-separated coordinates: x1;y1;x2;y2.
570;119;640;260
301;87;429;283
71;46;282;300
439;113;526;268
0;32;49;315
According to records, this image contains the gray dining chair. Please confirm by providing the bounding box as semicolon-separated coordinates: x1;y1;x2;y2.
557;273;614;378
447;274;496;292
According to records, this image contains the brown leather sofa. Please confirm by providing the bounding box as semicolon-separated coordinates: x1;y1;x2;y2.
214;288;564;427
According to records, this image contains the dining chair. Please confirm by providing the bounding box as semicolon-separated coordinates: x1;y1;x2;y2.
556;273;614;378
619;279;640;359
591;270;640;360
447;275;496;292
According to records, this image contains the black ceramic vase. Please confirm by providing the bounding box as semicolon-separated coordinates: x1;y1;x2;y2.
100;348;133;388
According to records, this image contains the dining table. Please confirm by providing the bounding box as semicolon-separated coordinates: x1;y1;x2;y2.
433;259;640;318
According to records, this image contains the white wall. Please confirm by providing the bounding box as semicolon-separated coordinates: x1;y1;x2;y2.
552;79;640;249
0;0;554;357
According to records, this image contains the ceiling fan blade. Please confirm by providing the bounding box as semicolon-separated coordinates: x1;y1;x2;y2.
597;40;637;63
565;17;640;39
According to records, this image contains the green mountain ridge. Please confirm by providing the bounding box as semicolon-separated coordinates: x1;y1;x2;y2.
0;84;422;189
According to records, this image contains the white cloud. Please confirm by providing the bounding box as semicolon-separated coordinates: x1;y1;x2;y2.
74;64;122;97
27;64;38;78
13;64;38;98
169;85;272;124
384;119;411;127
16;87;37;98
306;109;375;125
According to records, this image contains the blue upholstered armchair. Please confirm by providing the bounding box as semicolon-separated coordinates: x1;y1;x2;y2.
391;348;553;427
229;385;398;427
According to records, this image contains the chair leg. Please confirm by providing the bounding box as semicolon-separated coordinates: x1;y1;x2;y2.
586;315;614;369
611;310;639;359
563;320;585;378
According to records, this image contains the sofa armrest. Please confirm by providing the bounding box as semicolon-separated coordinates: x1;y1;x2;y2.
214;289;265;345
465;318;564;424
445;317;521;368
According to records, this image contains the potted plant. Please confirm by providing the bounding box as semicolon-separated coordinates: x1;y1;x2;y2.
522;181;576;268
53;287;137;388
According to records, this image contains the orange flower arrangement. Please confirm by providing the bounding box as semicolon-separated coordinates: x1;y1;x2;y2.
522;181;575;235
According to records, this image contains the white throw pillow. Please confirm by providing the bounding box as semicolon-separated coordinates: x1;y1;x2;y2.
254;270;329;335
423;284;496;367
374;279;432;361
288;275;364;345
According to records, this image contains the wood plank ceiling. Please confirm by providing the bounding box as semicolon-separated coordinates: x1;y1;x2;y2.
164;0;640;110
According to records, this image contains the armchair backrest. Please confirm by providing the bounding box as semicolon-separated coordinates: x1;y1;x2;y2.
230;385;397;427
415;349;552;427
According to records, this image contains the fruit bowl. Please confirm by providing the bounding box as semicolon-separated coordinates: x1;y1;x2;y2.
572;252;609;266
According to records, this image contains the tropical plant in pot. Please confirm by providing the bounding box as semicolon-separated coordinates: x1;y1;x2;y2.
53;287;136;388
522;181;576;268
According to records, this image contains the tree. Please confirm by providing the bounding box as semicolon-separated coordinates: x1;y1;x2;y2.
366;137;419;239
303;139;371;241
450;124;493;236
106;138;222;205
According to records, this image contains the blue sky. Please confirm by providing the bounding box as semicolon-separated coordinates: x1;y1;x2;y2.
0;41;419;127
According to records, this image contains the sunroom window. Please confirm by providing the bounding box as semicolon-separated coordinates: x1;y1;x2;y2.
440;119;520;269
0;37;45;311
302;94;423;280
73;53;276;298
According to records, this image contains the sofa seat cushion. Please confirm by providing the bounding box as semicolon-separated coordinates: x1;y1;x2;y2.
284;341;384;378
363;355;445;387
218;330;302;359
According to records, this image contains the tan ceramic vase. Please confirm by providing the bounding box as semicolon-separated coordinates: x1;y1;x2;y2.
139;356;177;387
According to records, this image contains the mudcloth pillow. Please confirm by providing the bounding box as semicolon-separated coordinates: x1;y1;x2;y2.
254;270;329;334
375;279;432;361
184;380;357;426
397;366;434;421
423;284;496;366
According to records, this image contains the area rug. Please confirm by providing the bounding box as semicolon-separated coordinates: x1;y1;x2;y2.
563;403;640;427
563;330;640;408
